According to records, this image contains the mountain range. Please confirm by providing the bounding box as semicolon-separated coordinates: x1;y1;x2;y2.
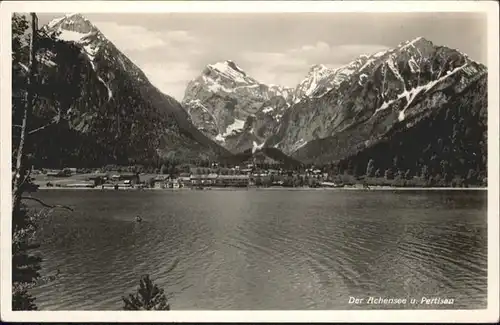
183;36;487;179
12;13;488;180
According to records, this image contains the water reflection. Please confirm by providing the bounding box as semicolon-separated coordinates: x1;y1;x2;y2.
29;189;487;310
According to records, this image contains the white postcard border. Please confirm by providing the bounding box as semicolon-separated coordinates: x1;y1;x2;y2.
1;1;498;323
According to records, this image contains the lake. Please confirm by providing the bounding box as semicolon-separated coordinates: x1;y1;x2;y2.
27;189;487;310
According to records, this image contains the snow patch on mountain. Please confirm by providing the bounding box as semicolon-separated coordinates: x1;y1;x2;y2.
387;56;406;86
398;36;425;51
359;74;368;86
225;119;245;134
97;76;112;100
58;30;91;42
374;63;469;116
205;78;233;93
262;106;274;114
252;141;265;154
291;138;308;152
359;59;375;71
373;50;386;58
408;57;419;73
208;60;251;85
215;118;246;142
398;110;406;122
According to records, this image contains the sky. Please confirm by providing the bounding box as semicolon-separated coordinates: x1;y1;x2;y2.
38;12;487;101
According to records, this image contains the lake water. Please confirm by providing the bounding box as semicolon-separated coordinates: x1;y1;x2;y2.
27;189;487;310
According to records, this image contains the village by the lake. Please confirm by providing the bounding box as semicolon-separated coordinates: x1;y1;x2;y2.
29;158;487;191
31;163;346;190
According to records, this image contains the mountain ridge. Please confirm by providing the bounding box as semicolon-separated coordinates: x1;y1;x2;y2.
183;35;487;155
266;36;486;154
12;13;231;169
182;36;486;180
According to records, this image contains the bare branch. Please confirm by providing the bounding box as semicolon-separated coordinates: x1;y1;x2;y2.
12;13;39;212
20;197;74;211
14;269;61;290
28;114;60;135
18;62;29;72
20;169;32;187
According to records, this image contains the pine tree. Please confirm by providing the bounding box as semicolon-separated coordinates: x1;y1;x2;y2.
384;168;394;180
122;275;170;310
365;159;375;177
421;165;430;180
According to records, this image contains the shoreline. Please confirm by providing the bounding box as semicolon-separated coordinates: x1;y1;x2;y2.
33;186;487;191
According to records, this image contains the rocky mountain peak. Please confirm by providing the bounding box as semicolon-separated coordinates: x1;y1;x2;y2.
43;13;108;65
293;64;336;100
394;36;437;58
268;35;487;158
200;60;259;88
208;60;247;76
183;60;296;151
225;60;246;75
398;36;433;48
45;13;100;35
309;64;330;72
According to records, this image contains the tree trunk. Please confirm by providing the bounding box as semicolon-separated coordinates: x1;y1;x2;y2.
12;13;38;213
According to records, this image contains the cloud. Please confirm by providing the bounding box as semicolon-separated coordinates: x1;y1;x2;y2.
240;41;390;86
242;52;308;71
287;41;390;64
93;21;202;52
93;22;167;51
90;21;206;100
139;62;200;100
90;20;390;99
163;30;198;44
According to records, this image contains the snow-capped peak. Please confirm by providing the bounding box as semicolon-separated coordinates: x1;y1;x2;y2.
205;60;256;85
309;64;329;72
398;36;434;51
209;60;246;75
293;64;337;101
46;13;99;35
43;13;117;100
400;36;425;46
43;13;106;64
65;13;83;18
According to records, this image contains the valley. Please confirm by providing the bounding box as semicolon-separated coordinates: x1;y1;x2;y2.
12;13;488;187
